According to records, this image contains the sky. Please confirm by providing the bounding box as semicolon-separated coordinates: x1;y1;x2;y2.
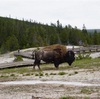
0;0;100;29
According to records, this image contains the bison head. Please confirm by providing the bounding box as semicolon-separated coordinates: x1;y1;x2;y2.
66;50;75;66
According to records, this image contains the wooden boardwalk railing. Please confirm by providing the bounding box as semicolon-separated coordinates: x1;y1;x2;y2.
14;45;100;58
73;45;100;53
0;61;33;69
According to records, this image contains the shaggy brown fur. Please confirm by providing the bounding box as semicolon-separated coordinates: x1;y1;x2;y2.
43;44;67;58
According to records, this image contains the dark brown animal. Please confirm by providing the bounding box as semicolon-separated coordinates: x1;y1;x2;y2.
33;44;75;69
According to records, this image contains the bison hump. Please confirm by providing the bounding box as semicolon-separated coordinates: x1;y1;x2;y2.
43;44;67;57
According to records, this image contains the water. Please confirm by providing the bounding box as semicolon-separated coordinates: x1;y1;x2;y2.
0;80;100;87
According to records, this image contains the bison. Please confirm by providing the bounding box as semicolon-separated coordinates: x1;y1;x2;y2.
32;44;75;69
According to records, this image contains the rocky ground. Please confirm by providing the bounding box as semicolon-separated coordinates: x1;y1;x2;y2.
0;67;100;99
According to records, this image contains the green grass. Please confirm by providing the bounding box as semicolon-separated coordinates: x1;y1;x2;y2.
73;58;100;69
13;56;23;62
60;96;74;99
0;58;100;77
50;73;57;75
58;71;66;75
80;88;94;94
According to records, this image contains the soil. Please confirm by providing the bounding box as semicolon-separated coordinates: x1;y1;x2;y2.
0;68;100;99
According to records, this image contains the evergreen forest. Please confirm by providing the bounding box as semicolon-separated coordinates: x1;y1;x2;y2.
0;16;100;53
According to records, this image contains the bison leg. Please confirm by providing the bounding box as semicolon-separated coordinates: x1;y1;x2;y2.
54;58;60;69
37;64;41;70
33;64;36;69
33;61;41;70
54;62;59;69
33;64;41;70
